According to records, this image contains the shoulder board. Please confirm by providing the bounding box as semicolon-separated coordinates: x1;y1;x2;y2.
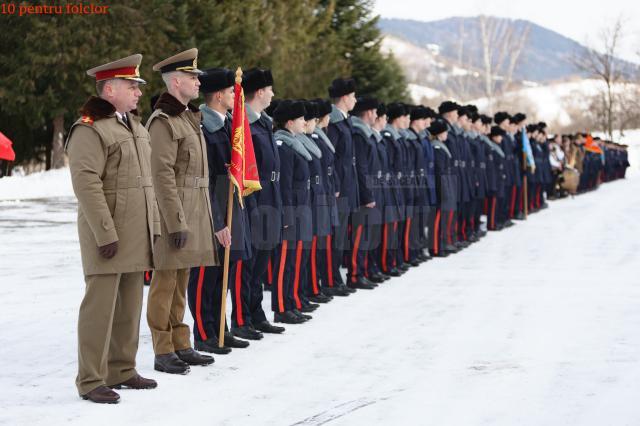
276;140;283;146
382;131;391;137
80;115;94;125
434;145;441;149
311;133;319;139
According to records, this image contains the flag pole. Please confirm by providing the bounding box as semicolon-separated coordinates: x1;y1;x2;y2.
217;179;235;348
218;67;243;348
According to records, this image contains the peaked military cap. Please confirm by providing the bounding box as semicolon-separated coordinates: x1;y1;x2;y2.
86;53;146;84
376;102;387;117
328;78;356;98
242;68;274;93
199;68;235;94
153;48;202;74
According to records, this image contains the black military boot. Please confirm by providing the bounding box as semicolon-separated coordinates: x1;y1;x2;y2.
410;259;421;267
195;338;232;355
175;348;214;366
274;310;305;324
369;273;385;283
443;244;458;254
254;320;285;334
387;268;401;277
223;331;250;348
154;353;190;374
232;325;264;341
337;283;357;293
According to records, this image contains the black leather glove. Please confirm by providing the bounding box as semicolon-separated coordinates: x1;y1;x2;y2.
98;241;118;259
170;231;188;249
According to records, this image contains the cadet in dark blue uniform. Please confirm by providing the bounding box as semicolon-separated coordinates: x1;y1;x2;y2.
301;100;333;303
327;78;359;294
312;99;349;296
468;110;488;239
272;100;314;324
421;108;439;251
494;112;515;227
186;68;251;354
350;96;384;289
439;101;464;251
487;126;509;230
372;104;402;277
382;103;409;272
407;106;433;263
427;120;457;256
241;68;286;333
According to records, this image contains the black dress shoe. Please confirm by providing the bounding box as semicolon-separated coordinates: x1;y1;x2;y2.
154;353;190;374
468;233;479;242
300;303;318;313
337;283;356;293
176;348;214;366
232;325;264;341
379;273;391;280
223;331;250;348
274;311;305;324
477;230;487;237
430;250;449;257
504;220;515;227
398;263;410;271
82;385;120;404
292;309;312;320
254;320;285;334
410;259;421;267
513;212;526;220
369;274;384;283
387;268;401;277
111;374;158;390
308;293;332;303
347;279;376;290
443;244;458;253
195;338;232;355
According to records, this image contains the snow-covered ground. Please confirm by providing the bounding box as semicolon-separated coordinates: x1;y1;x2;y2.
1;168;639;425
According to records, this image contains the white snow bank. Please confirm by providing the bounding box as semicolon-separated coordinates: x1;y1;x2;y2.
0;167;73;200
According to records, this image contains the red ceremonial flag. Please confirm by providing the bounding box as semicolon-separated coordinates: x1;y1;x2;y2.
0;131;16;161
229;68;261;206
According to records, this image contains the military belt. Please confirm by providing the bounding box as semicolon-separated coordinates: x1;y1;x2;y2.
176;176;209;188
103;175;153;190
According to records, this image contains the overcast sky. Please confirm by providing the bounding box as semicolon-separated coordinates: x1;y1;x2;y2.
374;0;640;63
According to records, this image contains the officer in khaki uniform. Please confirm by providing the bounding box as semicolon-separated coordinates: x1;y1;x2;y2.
67;54;159;404
146;48;219;374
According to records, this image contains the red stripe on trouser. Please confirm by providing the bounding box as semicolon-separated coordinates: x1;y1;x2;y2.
519;185;524;212
461;218;467;241
351;225;363;283
536;187;541;208
267;257;273;285
326;235;333;287
381;224;388;272
470;217;475;231
509;185;516;218
145;271;150;282
277;241;288;313
484;198;488;215
311;236;319;295
364;252;369;278
234;260;244;326
490;197;496;229
447;211;454;244
195;266;207;340
293;241;303;309
433;209;441;254
404;217;411;261
393;222;398;267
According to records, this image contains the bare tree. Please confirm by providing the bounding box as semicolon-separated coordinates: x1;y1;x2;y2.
573;16;628;139
478;15;530;111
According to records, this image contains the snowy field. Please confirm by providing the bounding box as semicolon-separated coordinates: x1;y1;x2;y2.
1;168;640;425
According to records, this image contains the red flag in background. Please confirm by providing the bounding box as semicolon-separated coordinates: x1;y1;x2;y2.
229;67;261;206
0;131;16;161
